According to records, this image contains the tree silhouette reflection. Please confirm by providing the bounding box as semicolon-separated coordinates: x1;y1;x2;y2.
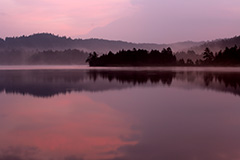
0;69;240;97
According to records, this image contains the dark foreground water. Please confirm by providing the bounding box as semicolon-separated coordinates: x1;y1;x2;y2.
0;66;240;160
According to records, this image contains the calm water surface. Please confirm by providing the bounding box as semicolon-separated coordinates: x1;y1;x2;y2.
0;66;240;160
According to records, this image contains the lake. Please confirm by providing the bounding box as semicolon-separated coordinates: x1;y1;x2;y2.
0;66;240;160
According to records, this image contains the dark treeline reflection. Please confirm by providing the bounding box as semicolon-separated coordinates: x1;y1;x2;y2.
204;72;240;88
88;70;175;85
0;69;240;97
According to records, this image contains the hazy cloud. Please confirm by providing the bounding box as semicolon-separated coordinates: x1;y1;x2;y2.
0;12;6;16
85;0;240;43
0;146;39;160
0;0;135;38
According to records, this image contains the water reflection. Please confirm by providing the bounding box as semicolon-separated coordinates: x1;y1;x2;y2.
1;68;240;160
88;70;176;85
0;93;138;160
0;69;240;97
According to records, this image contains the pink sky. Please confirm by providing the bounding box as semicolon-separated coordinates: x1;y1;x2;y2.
1;0;240;43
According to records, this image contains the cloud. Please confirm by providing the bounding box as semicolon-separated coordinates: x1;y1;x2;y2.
85;0;240;43
64;155;84;160
0;146;39;160
0;12;6;16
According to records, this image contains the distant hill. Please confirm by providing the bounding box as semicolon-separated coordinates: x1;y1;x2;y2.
1;33;240;54
190;36;240;54
0;33;202;53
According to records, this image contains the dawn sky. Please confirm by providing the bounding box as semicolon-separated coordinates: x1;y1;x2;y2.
1;0;240;43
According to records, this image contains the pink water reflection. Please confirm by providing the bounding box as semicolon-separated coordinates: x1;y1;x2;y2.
0;93;138;160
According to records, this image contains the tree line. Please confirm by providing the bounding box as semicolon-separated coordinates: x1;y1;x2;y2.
86;45;240;66
86;48;176;66
29;49;89;64
0;48;89;65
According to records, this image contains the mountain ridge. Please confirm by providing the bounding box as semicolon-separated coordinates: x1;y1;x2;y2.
0;33;203;53
1;33;240;54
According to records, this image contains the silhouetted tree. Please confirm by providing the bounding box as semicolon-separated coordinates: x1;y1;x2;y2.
195;59;203;66
203;48;214;64
186;59;194;66
177;59;185;66
213;45;240;65
86;52;99;66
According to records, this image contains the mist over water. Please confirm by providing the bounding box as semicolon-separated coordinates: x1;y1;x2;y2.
0;66;240;160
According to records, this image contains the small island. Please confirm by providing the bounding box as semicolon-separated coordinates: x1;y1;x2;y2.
86;45;240;67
